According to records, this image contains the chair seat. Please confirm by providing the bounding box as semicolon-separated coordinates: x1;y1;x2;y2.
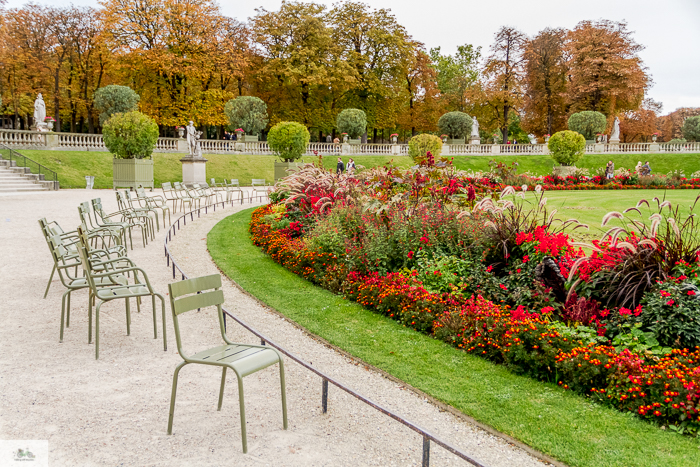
69;275;127;289
96;283;150;299
191;344;280;377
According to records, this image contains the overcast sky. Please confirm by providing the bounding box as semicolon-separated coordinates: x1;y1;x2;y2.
6;0;700;114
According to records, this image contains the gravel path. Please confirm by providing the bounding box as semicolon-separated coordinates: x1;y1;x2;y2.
0;189;551;466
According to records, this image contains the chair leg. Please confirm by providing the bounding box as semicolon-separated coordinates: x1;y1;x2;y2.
66;290;71;328
95;301;103;360
158;294;167;351
152;295;157;339
279;360;288;430
125;298;131;336
44;264;56;299
60;290;69;342
88;292;93;344
236;372;248;453
218;367;227;411
167;361;188;435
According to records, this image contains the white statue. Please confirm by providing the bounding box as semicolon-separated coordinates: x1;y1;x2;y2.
33;94;46;130
528;133;537;144
471;116;479;138
610;117;621;142
186;121;198;156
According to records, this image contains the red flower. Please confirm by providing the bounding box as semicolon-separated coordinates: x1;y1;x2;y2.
419;236;429;244
666;299;675;306
688;290;696;296
499;284;508;290
407;251;414;260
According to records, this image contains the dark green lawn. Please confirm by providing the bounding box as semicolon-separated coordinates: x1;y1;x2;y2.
16;149;700;189
207;208;700;467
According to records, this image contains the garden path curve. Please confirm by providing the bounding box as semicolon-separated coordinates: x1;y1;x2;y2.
0;190;550;466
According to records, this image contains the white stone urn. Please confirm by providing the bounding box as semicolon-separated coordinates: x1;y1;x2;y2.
652;134;658;142
177;127;185;138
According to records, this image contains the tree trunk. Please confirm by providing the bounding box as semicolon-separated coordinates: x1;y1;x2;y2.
373;128;377;144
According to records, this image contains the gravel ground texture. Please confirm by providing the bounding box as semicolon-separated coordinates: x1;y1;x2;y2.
0;189;551;466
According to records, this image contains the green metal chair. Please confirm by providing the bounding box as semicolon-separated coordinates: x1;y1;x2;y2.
123;189;161;232
91;197;145;250
225;179;244;204
173;182;196;211
167;274;288;453
250;179;269;203
75;225;167;359
116;190;156;239
39;217;123;298
78;202;126;249
161;182;181;212
136;186;171;229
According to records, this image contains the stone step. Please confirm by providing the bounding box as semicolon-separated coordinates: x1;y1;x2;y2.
0;186;49;192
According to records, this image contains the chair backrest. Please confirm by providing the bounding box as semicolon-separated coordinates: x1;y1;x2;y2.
228;179;240;188
168;274;226;358
78;202;94;228
74;226;99;293
251;179;266;187
162;182;172;191
136;187;146;197
115;190;128;210
210;178;216;186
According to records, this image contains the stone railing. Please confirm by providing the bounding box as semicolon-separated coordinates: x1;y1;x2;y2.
2;129;699;156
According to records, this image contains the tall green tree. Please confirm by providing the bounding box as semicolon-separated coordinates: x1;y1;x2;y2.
429;44;481;113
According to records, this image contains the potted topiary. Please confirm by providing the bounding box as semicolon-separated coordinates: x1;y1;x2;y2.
408;134;442;164
336;109;366;144
224;96;269;142
267;121;310;181
437;111;471;145
548;130;586;177
103;111;159;189
567;111;607;144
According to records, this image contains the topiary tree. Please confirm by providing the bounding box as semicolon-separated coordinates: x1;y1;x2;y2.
94;85;140;125
567;111;607;140
408;134;442;163
102;111;159;159
548;130;586;166
224;96;269;135
336;109;366;138
668;138;688;145
682;116;700;142
437;111;472;139
267;121;310;162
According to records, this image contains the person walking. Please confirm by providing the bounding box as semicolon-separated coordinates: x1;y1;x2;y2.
605;160;615;179
347;158;356;175
336;157;345;175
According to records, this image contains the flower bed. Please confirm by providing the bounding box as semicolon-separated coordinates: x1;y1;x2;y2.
251;159;700;435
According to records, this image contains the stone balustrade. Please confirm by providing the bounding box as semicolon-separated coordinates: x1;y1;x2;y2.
1;129;698;156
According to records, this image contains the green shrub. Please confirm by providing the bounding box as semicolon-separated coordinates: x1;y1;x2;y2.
437;111;472;139
267;121;310;162
640;282;700;349
567;111;607;140
224;96;268;136
682;116;700;142
408;134;442;163
336;109;366;138
548;130;585;166
94;85;140;125
667;138;688;145
102;111;158;159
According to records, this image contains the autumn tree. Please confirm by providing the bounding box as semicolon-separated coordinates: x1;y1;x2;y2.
429;44;481;113
483;26;527;142
397;47;442;136
566;20;650;116
251;2;347;133
328;2;413;138
619;98;661;142
522;28;567;136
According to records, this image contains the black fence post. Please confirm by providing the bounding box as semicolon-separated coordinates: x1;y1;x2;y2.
422;436;430;467
322;379;329;413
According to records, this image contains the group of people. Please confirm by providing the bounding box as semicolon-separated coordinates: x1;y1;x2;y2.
336;157;355;175
604;160;652;179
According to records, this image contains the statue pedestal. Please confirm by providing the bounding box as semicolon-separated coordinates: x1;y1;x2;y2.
469;136;481;145
609;137;620;144
176;139;188;153
594;143;605;153
649;143;660;153
390;144;401;155
180;155;208;186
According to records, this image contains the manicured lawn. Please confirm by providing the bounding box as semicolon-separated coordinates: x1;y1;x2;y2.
208;208;700;467
536;190;700;239
17;149;700;189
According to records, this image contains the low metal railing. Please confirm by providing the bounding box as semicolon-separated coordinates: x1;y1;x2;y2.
0;143;59;189
161;200;489;467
